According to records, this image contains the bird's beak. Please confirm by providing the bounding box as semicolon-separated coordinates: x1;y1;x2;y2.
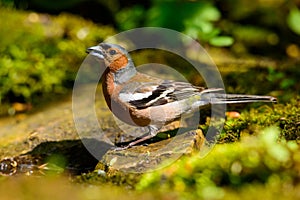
86;45;105;59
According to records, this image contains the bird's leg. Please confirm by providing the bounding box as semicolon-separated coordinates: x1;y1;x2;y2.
114;125;159;150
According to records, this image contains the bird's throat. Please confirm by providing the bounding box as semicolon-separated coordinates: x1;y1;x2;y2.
113;62;137;84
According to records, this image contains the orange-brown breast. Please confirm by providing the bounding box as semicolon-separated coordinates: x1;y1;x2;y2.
102;72;114;108
109;55;128;72
102;71;153;126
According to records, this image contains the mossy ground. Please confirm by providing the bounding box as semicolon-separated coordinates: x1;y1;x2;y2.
136;126;300;199
216;98;300;143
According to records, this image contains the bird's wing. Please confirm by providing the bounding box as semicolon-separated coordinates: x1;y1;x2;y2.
119;79;223;109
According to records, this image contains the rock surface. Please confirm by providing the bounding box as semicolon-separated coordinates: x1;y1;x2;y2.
0;84;205;175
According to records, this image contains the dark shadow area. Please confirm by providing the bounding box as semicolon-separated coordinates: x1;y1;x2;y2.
29;138;112;174
0;138;112;176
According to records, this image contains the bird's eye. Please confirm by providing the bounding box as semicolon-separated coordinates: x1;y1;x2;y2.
109;49;117;55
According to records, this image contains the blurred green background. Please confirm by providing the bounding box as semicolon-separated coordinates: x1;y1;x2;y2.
0;0;299;116
0;1;300;199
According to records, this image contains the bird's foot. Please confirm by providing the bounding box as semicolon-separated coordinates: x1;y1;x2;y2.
112;145;131;151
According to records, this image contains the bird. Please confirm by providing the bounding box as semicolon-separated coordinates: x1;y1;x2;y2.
86;43;277;150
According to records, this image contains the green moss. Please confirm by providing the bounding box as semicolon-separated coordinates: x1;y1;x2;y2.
75;168;142;189
216;98;300;143
0;7;115;115
136;126;300;199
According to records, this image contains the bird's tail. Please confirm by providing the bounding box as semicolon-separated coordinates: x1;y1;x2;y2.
209;93;277;104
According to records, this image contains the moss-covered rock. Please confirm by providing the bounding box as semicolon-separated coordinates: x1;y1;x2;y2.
216;98;300;143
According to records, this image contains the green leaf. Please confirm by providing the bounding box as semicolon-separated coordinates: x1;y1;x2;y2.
287;7;300;35
197;4;221;21
209;36;234;47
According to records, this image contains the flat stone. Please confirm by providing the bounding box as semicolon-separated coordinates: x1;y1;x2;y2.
100;129;204;173
0;84;205;175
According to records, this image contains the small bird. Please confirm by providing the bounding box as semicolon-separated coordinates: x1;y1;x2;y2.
87;43;277;149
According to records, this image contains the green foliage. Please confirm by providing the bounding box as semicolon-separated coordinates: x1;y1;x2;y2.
216;0;300;57
231;25;276;46
208;36;234;47
0;8;115;111
115;1;233;47
267;67;296;90
136;127;300;199
116;5;145;31
287;7;300;35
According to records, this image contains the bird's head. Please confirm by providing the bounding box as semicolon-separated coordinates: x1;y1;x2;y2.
87;43;132;72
